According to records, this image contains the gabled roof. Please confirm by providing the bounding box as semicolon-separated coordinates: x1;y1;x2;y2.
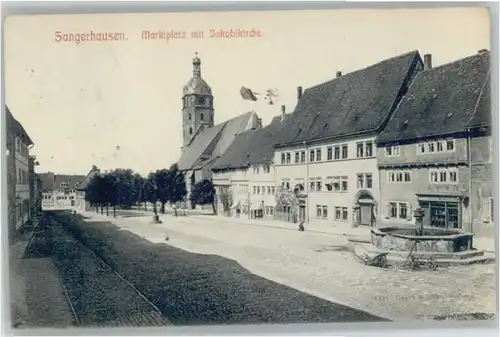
177;111;260;171
274;51;422;147
38;172;85;192
75;167;101;190
377;51;490;143
212;115;289;171
5;106;34;145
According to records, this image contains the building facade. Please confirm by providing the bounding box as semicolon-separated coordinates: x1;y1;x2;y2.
272;51;424;231
211;109;287;218
74;165;101;211
39;172;86;209
376;50;491;234
5;106;35;240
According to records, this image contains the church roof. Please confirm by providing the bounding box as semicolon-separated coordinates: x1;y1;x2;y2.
212;114;289;171
177;111;260;171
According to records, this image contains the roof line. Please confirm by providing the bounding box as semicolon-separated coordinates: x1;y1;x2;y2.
467;69;490;128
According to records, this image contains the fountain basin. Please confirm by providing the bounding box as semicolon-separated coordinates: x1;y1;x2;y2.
371;226;474;253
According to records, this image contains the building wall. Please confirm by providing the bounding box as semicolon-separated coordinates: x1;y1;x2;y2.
6;129;16;241
248;164;276;219
275;135;379;229
470;135;494;237
378;136;471;230
14;136;31;230
42;189;78;209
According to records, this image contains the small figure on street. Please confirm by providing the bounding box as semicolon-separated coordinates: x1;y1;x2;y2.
298;221;305;231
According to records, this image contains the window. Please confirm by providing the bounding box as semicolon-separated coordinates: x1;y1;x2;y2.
261;186;266;194
387;169;411;183
322;206;328;219
389;202;398;218
429;168;459;184
316;179;322;192
388;202;410;220
428;142;435;152
341;144;348;159
357;174;364;188
309;178;322;192
253;166;260;174
266;186;271;195
263;165;270;173
189;127;193;135
327;147;333;160
253;186;257;194
365;142;373;157
334;146;340;160
285;182;290;190
295;152;300;163
316;149;322;161
316;205;322;218
309;150;315;162
342;207;348;220
446;140;455;151
300;151;306;163
366;174;373;188
418;142;425;154
200;113;204;120
256;186;260;194
281;153;285;164
356;142;364;158
437;141;443;152
341;176;348;192
385;144;400;156
286;153;291;164
271;186;275;195
335;207;342;220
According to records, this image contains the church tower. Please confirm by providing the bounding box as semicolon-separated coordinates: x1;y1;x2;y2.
182;53;214;148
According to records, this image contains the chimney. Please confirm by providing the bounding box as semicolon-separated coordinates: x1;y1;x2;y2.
280;105;286;122
336;71;342;78
424;54;432;70
297;86;303;100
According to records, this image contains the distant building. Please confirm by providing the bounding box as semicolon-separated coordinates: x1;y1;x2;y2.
39;172;86;209
74;165;101;211
272;51;423;230
376;50;491;235
5;106;35;239
176;53;262;205
212;105;289;218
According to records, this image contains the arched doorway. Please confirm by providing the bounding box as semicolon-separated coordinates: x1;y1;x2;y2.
353;190;377;227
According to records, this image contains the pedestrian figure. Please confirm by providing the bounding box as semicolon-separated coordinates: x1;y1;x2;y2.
298;221;305;231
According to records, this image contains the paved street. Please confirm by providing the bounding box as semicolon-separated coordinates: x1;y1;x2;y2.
79;209;496;322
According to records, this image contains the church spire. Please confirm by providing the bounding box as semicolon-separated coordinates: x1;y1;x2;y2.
193;52;201;77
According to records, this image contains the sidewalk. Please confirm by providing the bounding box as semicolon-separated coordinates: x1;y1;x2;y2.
8;230;75;329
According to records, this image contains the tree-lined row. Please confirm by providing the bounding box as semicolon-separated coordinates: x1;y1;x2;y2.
84;164;217;216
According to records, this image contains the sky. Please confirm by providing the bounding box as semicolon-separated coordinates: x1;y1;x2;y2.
4;7;490;176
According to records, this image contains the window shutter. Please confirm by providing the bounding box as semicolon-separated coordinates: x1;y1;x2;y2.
385;203;390;219
407;203;413;221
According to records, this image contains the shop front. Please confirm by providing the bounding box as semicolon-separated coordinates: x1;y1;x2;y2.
416;194;463;229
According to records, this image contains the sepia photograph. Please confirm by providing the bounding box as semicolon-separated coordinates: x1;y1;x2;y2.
2;5;496;331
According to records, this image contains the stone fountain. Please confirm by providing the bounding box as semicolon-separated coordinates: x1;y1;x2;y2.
352;208;494;267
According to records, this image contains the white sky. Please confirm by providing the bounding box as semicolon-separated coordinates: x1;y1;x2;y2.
4;8;490;176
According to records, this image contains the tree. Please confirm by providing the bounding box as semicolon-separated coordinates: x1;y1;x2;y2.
154;169;171;214
217;186;233;216
102;172;117;217
112;169;135;209
190;179;216;214
85;173;105;214
144;172;159;216
132;173;146;210
275;187;298;223
167;164;187;216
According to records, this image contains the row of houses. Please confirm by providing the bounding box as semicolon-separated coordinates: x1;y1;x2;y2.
204;49;492;238
5;106;43;242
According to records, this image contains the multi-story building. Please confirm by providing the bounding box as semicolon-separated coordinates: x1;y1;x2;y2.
376;50;490;234
5;106;35;238
272;51;424;231
212;107;288;218
39;172;86;209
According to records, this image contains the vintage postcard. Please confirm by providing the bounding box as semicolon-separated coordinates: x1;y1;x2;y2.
2;5;496;332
